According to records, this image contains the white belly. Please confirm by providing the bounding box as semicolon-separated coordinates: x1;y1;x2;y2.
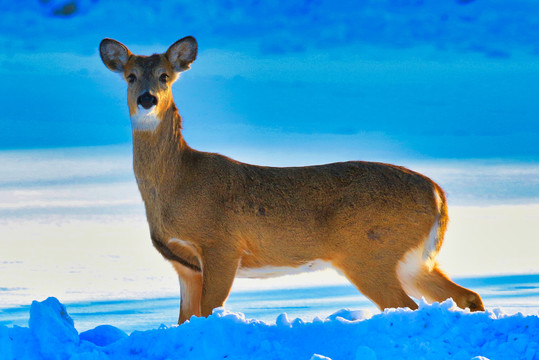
236;259;332;279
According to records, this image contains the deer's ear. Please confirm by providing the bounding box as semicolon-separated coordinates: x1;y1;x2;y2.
100;38;131;73
166;36;197;73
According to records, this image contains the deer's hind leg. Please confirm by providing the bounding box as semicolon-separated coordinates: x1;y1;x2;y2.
334;257;418;311
405;263;484;312
396;245;484;312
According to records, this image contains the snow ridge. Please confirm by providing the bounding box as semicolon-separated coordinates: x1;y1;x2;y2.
1;297;538;360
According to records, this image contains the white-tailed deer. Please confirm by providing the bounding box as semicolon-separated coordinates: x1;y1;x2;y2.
100;37;484;323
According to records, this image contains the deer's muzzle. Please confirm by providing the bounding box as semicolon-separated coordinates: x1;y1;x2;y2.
137;92;158;109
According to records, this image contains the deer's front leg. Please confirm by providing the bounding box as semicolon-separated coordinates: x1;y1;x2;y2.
200;246;240;317
173;263;202;324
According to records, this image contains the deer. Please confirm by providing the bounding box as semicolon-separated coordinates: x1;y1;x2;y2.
99;36;484;324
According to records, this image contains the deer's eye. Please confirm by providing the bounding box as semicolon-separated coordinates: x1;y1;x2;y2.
127;74;137;84
159;73;169;83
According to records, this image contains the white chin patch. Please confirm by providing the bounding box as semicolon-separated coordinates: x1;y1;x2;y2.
131;106;160;131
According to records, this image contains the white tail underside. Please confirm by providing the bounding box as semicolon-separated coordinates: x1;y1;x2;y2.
396;189;442;300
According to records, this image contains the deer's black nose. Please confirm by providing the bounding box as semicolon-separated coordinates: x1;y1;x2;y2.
137;92;158;109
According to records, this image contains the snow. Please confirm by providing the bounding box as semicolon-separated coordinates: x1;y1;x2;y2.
1;297;538;360
79;325;128;348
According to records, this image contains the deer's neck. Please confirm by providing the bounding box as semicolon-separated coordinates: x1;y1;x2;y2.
131;105;190;187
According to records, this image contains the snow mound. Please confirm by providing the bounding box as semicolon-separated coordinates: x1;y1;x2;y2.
1;297;539;360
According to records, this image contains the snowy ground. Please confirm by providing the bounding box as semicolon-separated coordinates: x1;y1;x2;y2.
2;297;539;360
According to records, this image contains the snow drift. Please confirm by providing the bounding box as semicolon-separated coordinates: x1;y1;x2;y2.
1;297;538;360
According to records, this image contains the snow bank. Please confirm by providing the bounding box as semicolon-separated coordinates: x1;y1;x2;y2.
1;298;538;360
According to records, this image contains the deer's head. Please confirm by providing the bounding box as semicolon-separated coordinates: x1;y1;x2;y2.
99;37;197;131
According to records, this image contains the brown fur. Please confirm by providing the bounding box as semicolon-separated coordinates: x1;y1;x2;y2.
99;37;484;323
